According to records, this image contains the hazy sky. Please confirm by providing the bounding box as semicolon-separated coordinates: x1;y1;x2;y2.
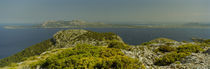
0;0;209;23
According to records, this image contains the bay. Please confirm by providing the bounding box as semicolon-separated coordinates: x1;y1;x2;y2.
0;24;210;59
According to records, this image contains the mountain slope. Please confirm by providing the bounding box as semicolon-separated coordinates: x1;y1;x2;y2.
3;44;142;69
0;29;209;69
0;39;54;67
0;29;123;67
53;29;123;48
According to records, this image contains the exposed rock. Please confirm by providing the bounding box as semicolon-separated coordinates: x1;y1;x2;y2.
177;53;210;69
53;29;88;47
123;39;210;69
122;46;158;68
53;29;123;48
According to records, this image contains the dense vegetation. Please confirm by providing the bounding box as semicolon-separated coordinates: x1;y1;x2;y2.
155;45;176;53
108;41;130;50
78;31;119;41
29;44;141;69
204;39;210;44
141;38;176;45
0;39;54;67
155;44;205;66
141;42;153;45
0;30;123;68
154;52;191;66
149;38;176;43
177;44;204;53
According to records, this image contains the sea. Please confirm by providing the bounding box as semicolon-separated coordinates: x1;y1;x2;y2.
0;24;210;59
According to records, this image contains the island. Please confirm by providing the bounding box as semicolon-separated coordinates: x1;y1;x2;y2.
4;20;210;29
4;20;138;29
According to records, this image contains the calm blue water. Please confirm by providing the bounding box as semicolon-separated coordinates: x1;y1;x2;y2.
0;24;210;59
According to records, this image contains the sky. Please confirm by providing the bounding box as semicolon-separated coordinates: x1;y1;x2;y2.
0;0;209;24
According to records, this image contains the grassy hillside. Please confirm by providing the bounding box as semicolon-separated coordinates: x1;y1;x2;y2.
2;44;143;69
0;29;209;69
0;39;54;67
0;29;122;67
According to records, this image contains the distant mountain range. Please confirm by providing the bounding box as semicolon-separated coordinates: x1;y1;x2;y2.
3;20;210;29
4;20;136;29
183;22;210;26
41;20;109;28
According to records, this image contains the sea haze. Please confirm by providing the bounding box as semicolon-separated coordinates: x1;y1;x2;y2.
0;24;210;59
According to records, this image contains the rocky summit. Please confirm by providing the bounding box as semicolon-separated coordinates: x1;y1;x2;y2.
53;29;123;48
0;29;209;69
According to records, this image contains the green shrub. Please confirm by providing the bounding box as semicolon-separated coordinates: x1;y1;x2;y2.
204;39;210;44
94;56;140;69
156;46;176;53
198;43;210;48
141;42;153;45
154;52;191;66
175;61;181;64
108;41;130;50
182;41;188;43
77;31;118;41
30;44;141;69
177;44;204;53
150;38;176;43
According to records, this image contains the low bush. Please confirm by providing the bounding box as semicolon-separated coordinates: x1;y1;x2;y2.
204;39;210;44
141;42;153;45
154;52;191;66
77;31;118;41
177;44;204;53
108;41;130;50
30;44;141;69
156;46;176;53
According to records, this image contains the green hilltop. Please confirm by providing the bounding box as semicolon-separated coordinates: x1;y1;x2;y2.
0;29;210;69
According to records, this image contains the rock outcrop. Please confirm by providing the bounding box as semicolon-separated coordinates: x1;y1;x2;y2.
122;38;210;69
53;29;123;48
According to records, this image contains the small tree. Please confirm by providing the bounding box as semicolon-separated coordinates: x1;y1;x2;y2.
157;46;176;53
108;41;129;50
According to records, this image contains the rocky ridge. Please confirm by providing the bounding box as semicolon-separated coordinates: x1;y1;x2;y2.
52;29;123;48
0;29;209;69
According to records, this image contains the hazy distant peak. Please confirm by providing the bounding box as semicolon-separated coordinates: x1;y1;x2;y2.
150;38;177;43
41;20;88;27
71;20;86;23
